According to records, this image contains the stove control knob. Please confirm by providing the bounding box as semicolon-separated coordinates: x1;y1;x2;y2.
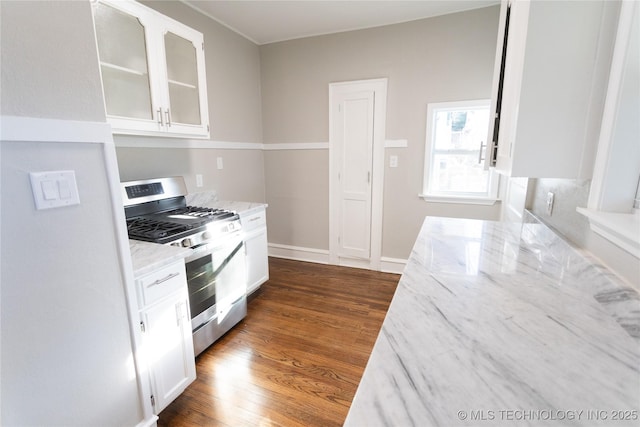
202;231;212;240
181;238;193;248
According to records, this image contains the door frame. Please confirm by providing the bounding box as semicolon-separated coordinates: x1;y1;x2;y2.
329;78;387;270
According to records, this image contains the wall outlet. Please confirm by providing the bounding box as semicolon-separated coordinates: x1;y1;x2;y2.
546;192;555;215
196;174;203;188
390;155;398;168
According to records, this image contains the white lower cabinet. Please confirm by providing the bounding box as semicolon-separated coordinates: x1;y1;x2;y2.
137;260;195;414
240;207;269;295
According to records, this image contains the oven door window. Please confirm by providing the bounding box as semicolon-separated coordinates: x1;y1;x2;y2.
185;254;216;320
185;235;247;325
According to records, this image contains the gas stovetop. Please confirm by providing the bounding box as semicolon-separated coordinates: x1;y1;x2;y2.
121;177;240;246
126;206;239;244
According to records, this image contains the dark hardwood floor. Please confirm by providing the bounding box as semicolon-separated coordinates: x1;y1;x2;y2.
158;257;400;427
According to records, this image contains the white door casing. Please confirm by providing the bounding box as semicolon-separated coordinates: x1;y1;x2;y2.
329;78;387;270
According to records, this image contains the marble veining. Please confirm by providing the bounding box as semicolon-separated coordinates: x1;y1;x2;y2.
129;239;190;278
345;215;640;427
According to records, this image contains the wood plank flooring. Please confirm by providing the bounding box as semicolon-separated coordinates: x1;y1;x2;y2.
158;257;399;427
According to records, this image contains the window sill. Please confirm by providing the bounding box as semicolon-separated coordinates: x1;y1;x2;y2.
419;194;500;206
576;207;640;259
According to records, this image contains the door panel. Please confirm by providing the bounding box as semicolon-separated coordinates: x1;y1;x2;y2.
329;78;387;270
337;92;374;259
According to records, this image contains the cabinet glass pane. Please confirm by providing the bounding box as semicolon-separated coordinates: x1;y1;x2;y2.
94;3;152;120
165;32;201;125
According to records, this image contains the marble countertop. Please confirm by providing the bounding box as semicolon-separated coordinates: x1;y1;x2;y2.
185;192;267;216
345;213;640;426
129;239;191;278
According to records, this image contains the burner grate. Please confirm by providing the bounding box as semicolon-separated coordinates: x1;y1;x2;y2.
126;217;190;240
164;206;237;221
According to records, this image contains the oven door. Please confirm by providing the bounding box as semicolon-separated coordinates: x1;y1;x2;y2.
185;231;247;333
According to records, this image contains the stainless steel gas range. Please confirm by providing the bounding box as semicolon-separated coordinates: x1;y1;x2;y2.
121;177;247;356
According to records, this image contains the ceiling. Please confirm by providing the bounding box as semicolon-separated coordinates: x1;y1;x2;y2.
182;0;499;45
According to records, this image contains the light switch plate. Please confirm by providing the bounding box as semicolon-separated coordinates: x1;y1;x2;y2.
30;170;80;210
216;157;224;170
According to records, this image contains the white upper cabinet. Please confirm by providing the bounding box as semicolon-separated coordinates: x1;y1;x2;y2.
93;0;209;138
485;0;615;178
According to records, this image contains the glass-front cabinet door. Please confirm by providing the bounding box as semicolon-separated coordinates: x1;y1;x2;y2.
94;1;156;129
159;20;209;136
92;0;209;138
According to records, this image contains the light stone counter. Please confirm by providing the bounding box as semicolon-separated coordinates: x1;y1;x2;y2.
345;213;640;426
185;191;267;216
129;239;191;278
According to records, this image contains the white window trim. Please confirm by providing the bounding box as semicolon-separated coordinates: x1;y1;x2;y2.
421;99;500;204
578;0;640;259
419;194;499;206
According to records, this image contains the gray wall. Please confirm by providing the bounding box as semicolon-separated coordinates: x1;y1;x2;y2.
0;0;105;121
116;1;266;202
116;147;265;201
260;6;501;258
1;1;144;424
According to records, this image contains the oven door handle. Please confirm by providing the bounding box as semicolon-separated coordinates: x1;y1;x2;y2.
211;241;244;277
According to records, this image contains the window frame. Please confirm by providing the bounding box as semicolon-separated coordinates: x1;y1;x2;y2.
577;0;639;259
420;99;499;205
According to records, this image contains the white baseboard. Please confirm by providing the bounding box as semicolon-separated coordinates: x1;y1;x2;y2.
268;243;407;274
380;257;407;274
268;243;330;264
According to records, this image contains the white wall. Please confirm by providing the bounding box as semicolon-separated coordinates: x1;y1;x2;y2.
260;6;501;259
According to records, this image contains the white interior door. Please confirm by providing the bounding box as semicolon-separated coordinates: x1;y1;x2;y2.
337;91;374;259
330;79;387;269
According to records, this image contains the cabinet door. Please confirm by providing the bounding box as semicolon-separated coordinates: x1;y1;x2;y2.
490;0;611;178
245;228;269;294
142;294;196;413
93;0;210;138
158;20;210;137
494;0;529;175
93;1;161;133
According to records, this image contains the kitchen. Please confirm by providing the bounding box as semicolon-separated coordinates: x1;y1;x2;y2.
1;0;639;426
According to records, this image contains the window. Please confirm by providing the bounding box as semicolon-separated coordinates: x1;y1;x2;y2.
421;99;498;204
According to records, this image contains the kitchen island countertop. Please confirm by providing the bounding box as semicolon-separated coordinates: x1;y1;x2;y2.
345;213;640;426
